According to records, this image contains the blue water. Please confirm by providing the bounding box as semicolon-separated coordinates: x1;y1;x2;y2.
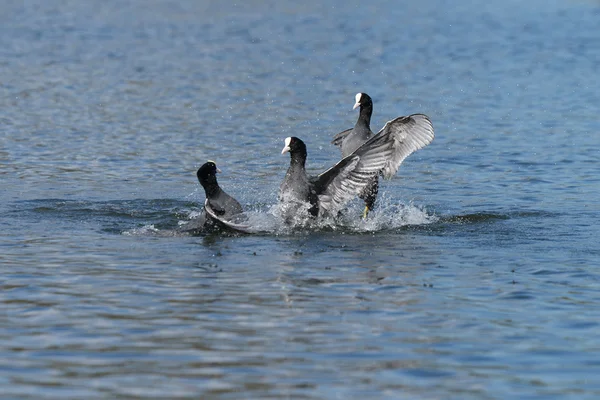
2;0;600;398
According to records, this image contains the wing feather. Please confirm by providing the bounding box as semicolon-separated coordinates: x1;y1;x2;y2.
314;133;396;215
313;113;433;215
378;114;434;179
204;199;254;233
331;128;352;148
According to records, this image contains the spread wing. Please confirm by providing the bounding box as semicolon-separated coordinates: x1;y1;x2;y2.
331;128;352;148
313;114;433;215
378;114;434;179
312;156;361;216
208;199;226;215
313;130;398;215
204;199;254;233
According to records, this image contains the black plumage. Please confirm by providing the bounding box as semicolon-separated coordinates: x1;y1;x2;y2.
197;161;243;217
193;161;243;230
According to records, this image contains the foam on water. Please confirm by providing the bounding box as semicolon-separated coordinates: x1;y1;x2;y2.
341;199;438;232
122;224;160;236
122;224;190;237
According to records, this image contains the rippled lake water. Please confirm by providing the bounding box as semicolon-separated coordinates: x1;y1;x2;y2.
2;0;600;398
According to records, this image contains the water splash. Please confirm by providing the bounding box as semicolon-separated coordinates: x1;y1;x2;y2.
122;224;160;236
12;198;438;237
188;198;438;236
340;199;438;232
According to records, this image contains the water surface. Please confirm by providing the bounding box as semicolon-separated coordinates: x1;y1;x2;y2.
1;0;600;398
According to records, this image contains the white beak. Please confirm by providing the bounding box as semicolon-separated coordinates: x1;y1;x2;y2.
281;137;292;154
353;92;362;110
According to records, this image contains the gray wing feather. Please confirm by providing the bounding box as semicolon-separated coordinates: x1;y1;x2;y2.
331;128;352;148
315;132;397;215
314;113;433;215
379;114;434;179
204;199;254;233
315;156;361;216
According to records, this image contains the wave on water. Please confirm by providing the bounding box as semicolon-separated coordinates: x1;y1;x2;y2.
10;197;445;237
13;198;549;238
10;197;439;237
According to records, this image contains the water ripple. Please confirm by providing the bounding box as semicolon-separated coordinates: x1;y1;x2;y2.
2;0;600;398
